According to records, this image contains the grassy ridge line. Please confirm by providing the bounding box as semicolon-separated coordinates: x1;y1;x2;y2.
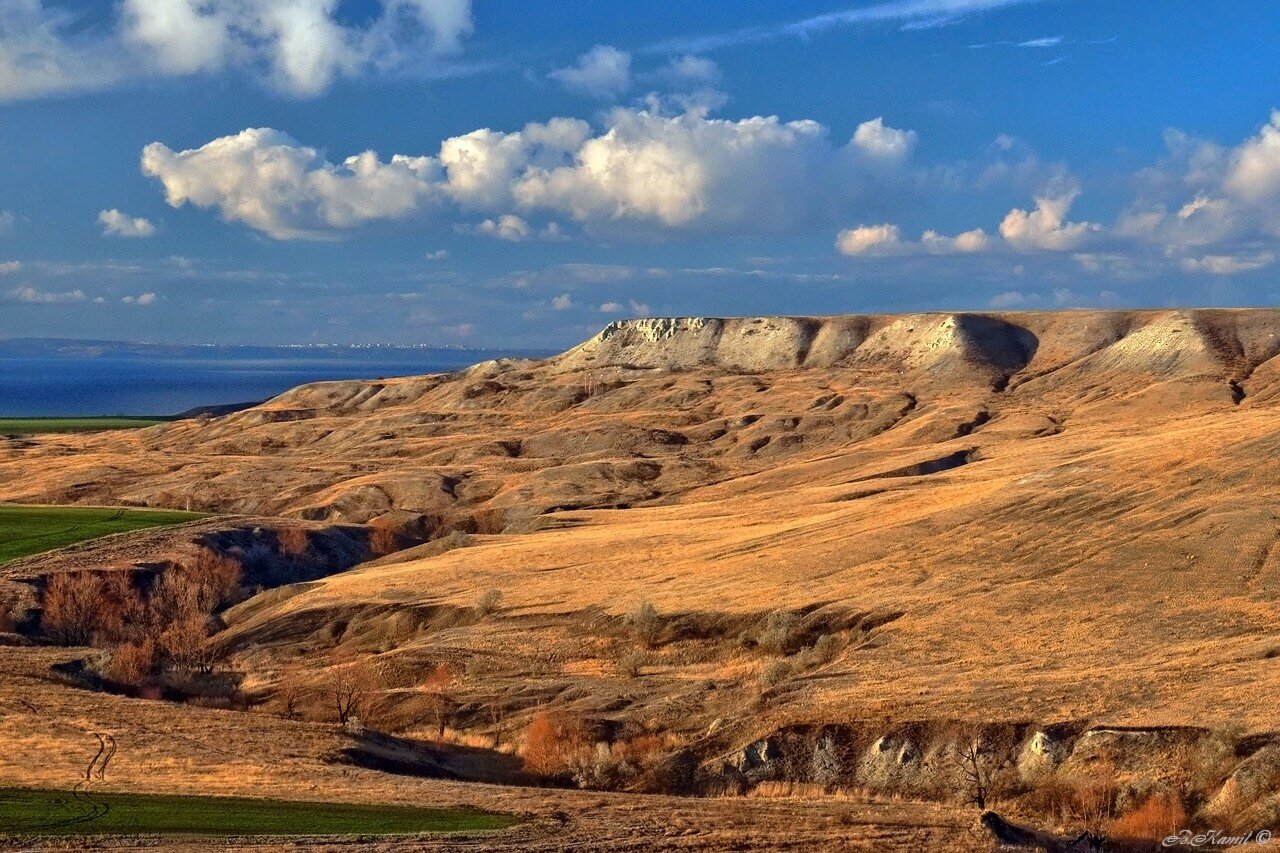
0;787;518;837
0;418;169;435
0;504;207;564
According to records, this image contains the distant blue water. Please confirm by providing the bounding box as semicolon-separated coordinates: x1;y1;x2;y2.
0;350;547;417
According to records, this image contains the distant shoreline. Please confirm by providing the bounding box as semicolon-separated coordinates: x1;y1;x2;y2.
0;346;555;418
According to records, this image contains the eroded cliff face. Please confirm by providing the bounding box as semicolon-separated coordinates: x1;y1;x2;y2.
553;309;1280;389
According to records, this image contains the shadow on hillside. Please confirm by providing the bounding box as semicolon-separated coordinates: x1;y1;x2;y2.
339;729;532;786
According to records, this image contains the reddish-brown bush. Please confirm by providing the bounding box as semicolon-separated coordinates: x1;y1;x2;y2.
105;638;158;686
152;550;242;621
277;527;310;557
1108;793;1188;843
92;571;147;644
422;663;456;739
41;572;104;645
159;616;223;674
369;525;401;557
522;710;590;778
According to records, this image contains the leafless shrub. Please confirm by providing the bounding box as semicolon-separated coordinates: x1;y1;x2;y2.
276;526;310;557
1109;792;1188;844
759;659;794;690
105;638;158;686
159;616;225;674
523;710;590;778
1071;760;1119;837
617;651;646;679
423;663;456;740
474;589;503;617
954;736;1004;810
627;601;663;649
41;572;104;645
327;660;381;726
153;551;242;621
570;734;672;791
757;610;803;656
276;677;304;721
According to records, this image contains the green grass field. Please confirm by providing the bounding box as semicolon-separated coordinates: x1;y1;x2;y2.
0;418;167;435
0;788;518;837
0;504;206;564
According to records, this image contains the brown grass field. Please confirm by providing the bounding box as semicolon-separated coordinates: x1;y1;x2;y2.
4;309;1280;849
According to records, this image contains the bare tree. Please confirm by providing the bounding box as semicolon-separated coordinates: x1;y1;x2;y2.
158;616;227;675
423;663;456;740
955;736;1003;810
485;698;506;749
327;661;381;727
41;572;104;645
275;671;305;721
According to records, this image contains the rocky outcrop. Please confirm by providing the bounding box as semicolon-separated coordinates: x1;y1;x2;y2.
707;719;1270;821
555;308;1280;392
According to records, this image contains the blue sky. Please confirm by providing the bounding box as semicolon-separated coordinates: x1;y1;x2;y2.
2;0;1280;347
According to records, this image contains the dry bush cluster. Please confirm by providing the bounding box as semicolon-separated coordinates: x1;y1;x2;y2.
757;632;845;690
474;588;503;617
627;601;663;648
368;525;403;557
276;526;310;557
1019;761;1119;832
1108;792;1188;846
40;550;243;693
520;710;684;792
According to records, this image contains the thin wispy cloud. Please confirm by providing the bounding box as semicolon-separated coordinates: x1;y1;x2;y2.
1018;35;1063;47
646;0;1045;54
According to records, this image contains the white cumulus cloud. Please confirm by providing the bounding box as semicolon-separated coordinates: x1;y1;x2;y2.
550;45;631;98
0;0;475;102
1179;252;1276;275
921;228;992;253
98;208;157;238
121;292;158;305
141;107;919;239
7;285;85;304
142;128;440;240
651;55;720;88
0;261;20;275
472;214;532;241
851;117;917;161
998;186;1099;251
837;223;992;257
835;224;901;256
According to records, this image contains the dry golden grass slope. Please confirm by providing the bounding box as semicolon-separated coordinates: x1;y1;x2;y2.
6;309;1280;838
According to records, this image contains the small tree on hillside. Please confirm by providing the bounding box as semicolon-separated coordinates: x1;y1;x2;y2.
327;660;381;727
474;589;503;617
159;616;226;675
955;736;1003;810
628;601;663;649
522;710;589;778
423;663;457;740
